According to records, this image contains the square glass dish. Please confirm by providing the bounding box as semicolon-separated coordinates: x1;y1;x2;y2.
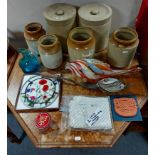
15;74;61;112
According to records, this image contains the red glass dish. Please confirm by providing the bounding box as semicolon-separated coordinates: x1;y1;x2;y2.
35;113;51;132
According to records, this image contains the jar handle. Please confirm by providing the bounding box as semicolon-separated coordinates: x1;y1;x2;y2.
90;10;99;15
55;10;64;16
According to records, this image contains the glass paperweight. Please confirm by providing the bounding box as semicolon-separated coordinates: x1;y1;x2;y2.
18;48;40;73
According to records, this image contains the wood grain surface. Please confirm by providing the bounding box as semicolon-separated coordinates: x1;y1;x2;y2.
7;44;18;77
7;54;147;148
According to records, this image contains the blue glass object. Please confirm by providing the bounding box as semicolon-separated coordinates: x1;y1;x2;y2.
18;48;40;73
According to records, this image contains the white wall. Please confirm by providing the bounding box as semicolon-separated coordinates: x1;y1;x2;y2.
7;0;142;46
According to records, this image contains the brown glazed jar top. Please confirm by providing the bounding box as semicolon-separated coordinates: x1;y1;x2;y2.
38;35;60;54
68;27;95;50
112;27;138;47
24;22;46;41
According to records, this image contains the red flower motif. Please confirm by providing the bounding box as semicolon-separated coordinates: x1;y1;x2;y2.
43;95;47;99
30;96;35;100
42;85;49;92
39;79;47;85
31;88;35;91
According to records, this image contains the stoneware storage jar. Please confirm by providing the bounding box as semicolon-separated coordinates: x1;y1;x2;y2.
67;27;96;61
78;3;112;52
107;27;139;68
24;22;46;56
38;35;62;69
44;3;76;52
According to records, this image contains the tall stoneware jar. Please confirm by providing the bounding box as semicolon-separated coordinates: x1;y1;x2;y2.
38;35;62;69
67;27;96;61
43;3;76;52
24;22;46;56
107;27;139;68
78;3;112;52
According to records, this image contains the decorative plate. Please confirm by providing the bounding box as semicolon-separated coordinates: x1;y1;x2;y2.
15;74;61;111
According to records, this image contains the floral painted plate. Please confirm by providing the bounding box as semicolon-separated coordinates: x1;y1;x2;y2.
15;74;61;111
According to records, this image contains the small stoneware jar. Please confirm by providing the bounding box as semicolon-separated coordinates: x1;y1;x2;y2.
107;27;139;68
24;22;46;56
67;27;96;61
38;35;62;69
35;113;51;133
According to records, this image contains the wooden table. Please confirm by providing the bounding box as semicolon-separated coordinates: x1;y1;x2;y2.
7;54;147;148
7;44;22;144
7;44;18;77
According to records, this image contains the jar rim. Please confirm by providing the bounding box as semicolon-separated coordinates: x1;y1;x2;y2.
69;27;94;45
25;22;42;34
38;34;58;48
113;27;138;45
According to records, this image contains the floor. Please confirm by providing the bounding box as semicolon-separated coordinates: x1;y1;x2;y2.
7;112;148;155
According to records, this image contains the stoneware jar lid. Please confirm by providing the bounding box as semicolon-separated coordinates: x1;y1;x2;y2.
78;3;112;26
44;3;76;25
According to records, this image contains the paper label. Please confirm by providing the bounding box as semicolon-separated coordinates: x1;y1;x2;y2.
122;51;129;54
74;136;81;141
86;108;104;127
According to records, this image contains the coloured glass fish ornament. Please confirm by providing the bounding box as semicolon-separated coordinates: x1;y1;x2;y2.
65;59;141;83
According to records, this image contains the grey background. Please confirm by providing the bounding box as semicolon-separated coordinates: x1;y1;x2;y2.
7;0;142;38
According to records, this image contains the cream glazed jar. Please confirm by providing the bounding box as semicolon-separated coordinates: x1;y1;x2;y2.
43;3;76;52
67;27;96;61
78;3;112;52
108;27;139;68
38;35;62;69
24;22;46;56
